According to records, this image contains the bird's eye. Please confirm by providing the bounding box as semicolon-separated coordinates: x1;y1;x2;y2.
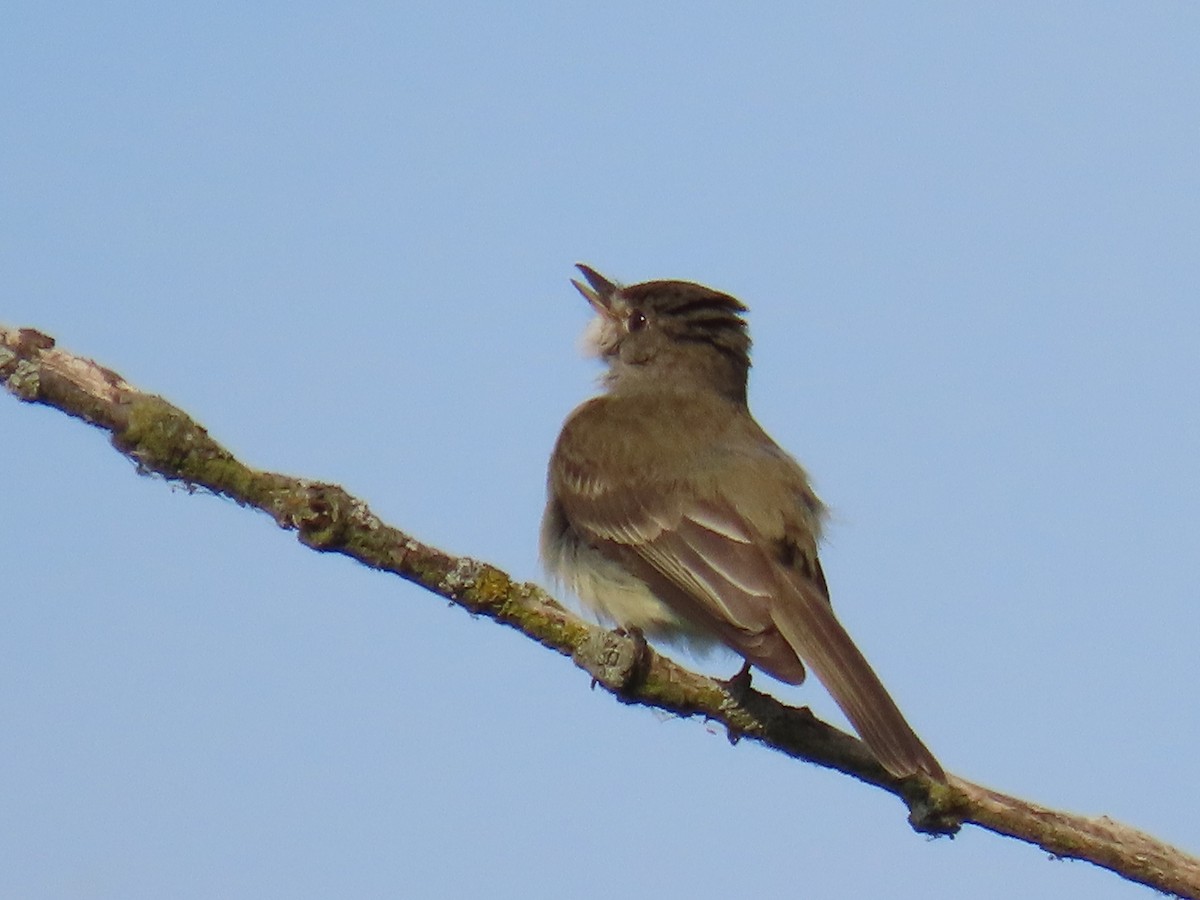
627;310;647;332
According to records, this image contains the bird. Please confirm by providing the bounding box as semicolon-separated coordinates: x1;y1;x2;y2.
540;264;944;780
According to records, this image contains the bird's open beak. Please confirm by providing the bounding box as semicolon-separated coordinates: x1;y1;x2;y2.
572;264;618;316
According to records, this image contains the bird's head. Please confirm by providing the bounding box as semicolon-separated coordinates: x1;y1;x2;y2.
571;264;752;404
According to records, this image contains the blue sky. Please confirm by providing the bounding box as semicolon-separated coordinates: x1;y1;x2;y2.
3;4;1198;898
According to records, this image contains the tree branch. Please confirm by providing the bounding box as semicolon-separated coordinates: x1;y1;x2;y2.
4;323;1198;899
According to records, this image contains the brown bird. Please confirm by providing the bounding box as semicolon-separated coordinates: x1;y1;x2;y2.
541;265;943;780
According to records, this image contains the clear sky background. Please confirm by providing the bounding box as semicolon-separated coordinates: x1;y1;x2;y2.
3;4;1198;898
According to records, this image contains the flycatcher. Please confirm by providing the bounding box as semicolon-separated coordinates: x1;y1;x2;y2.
541;265;943;780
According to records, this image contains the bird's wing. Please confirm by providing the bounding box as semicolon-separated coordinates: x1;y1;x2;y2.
562;467;798;664
558;454;942;779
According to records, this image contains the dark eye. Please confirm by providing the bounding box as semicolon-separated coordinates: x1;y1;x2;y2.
628;310;647;332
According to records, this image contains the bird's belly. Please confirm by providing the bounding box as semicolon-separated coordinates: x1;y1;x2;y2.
545;530;719;652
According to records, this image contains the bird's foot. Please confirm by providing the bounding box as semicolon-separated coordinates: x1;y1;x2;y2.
612;626;651;692
719;660;754;703
583;626;651;694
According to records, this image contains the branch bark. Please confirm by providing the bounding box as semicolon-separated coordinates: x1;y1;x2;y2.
4;323;1198;898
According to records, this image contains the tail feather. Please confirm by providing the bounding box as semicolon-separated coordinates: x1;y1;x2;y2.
771;580;943;780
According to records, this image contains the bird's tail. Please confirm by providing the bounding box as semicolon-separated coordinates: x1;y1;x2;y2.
770;580;944;780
